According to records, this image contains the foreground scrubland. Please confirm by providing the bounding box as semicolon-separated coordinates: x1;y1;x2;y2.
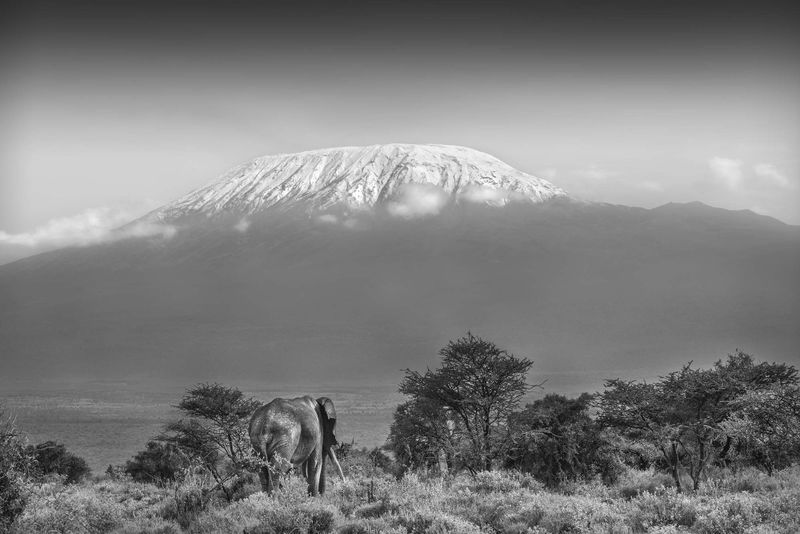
5;340;800;533
9;465;800;534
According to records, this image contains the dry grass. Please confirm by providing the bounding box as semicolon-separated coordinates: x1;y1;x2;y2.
9;466;800;533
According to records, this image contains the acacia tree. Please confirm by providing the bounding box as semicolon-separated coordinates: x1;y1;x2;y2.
397;333;534;472
162;383;261;500
125;440;189;485
506;393;624;486
388;396;458;474
722;384;800;474
597;351;797;491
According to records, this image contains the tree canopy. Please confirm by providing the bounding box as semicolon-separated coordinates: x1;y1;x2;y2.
394;333;534;472
161;383;261;500
596;351;798;491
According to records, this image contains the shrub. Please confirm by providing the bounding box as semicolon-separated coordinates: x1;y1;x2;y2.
700;466;785;495
627;488;698;531
340;447;400;479
506;393;624;486
693;493;772;534
472;470;522;493
27;441;91;484
1;408;33;530
396;509;482;534
111;517;182;534
187;482;341;534
125;441;188;485
353;499;399;518
338;517;405;534
615;468;675;499
12;485;124;533
160;472;208;529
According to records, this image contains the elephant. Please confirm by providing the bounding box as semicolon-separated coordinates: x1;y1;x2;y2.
248;395;345;495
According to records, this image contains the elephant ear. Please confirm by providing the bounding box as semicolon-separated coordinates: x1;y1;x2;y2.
317;397;336;421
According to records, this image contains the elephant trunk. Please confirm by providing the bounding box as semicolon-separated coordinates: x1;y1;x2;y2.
328;447;346;481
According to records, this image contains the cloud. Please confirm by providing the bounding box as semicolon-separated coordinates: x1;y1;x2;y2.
753;163;793;189
386;183;449;218
574;165;616;180
708;157;744;190
316;213;339;225
459;185;511;206
118;221;177;240
0;206;176;250
234;218;251;232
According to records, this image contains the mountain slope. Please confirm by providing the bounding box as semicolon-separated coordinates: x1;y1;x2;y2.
1;201;798;386
0;145;798;386
142;144;567;222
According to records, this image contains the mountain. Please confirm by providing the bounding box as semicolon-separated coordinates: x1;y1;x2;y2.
140;144;567;223
1;145;798;388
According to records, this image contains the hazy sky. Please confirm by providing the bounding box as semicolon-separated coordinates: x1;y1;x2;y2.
1;1;798;258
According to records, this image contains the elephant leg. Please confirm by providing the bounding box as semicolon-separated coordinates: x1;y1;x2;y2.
305;454;322;496
270;466;282;494
258;464;272;494
320;454;328;495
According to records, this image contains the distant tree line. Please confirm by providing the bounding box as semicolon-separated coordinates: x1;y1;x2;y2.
118;336;800;494
388;333;800;491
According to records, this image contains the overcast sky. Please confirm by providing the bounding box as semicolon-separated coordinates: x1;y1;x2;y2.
1;1;798;261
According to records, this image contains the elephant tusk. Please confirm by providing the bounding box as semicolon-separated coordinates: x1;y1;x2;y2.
328;447;346;481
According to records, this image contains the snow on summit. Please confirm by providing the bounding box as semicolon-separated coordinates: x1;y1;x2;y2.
147;144;568;221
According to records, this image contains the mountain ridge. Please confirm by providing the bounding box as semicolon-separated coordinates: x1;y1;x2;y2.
140;144;568;223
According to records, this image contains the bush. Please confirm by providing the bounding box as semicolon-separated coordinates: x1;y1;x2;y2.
340;447;400;480
160;474;208;529
2;464;798;532
396;510;482;534
353;499;399;519
125;441;188;485
111;517;182;534
506;393;624;486
627;488;698;531
12;485;124;533
1;408;33;530
693;492;771;534
466;470;543;493
190;492;339;534
338;517;405;534
615;468;675;499
700;466;785;495
27;441;91;484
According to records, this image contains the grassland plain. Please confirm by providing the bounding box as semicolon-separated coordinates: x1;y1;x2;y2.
9;465;800;533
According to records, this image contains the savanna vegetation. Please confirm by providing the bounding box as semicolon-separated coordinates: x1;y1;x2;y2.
2;334;799;533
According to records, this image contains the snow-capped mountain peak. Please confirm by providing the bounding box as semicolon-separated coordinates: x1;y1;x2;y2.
146;144;568;222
